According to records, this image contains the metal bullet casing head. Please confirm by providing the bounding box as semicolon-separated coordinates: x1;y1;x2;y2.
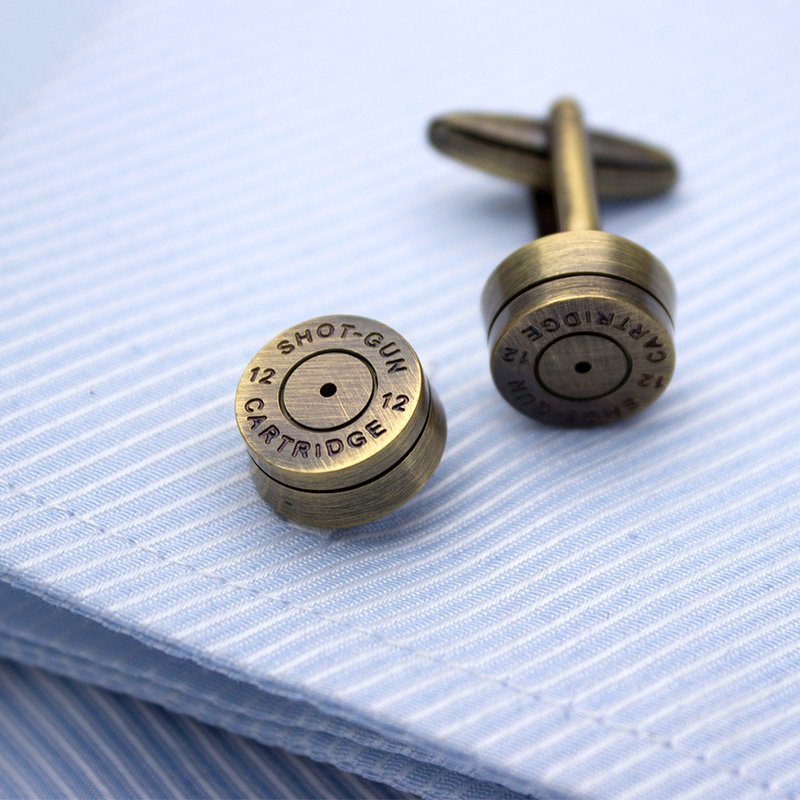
235;315;446;527
431;98;678;426
482;231;675;425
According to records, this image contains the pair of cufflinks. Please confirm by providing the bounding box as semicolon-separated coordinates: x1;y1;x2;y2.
235;99;678;527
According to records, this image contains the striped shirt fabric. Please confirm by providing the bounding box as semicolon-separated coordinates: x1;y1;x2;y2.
0;656;416;800
1;1;800;798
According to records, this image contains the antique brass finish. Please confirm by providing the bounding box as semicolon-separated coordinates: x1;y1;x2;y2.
484;235;675;425
432;98;677;425
235;315;446;527
428;111;678;198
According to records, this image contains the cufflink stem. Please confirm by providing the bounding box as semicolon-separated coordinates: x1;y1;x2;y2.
550;98;601;232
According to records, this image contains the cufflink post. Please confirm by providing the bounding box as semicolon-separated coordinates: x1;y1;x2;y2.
550;98;600;232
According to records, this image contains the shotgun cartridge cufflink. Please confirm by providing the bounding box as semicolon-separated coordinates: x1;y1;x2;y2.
235;315;446;527
430;98;678;426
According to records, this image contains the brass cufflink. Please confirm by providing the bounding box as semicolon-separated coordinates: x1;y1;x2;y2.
235;315;446;527
430;98;678;425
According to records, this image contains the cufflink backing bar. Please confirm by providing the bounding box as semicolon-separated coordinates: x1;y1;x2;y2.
428;109;677;198
235;315;446;527
431;98;678;426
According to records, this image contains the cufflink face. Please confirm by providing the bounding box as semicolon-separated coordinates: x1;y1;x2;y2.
235;315;446;527
482;231;675;425
430;98;679;426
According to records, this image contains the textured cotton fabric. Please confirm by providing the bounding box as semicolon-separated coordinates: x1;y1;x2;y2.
0;654;415;800
1;1;800;799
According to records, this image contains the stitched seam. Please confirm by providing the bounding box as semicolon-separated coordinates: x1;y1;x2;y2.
1;481;793;800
